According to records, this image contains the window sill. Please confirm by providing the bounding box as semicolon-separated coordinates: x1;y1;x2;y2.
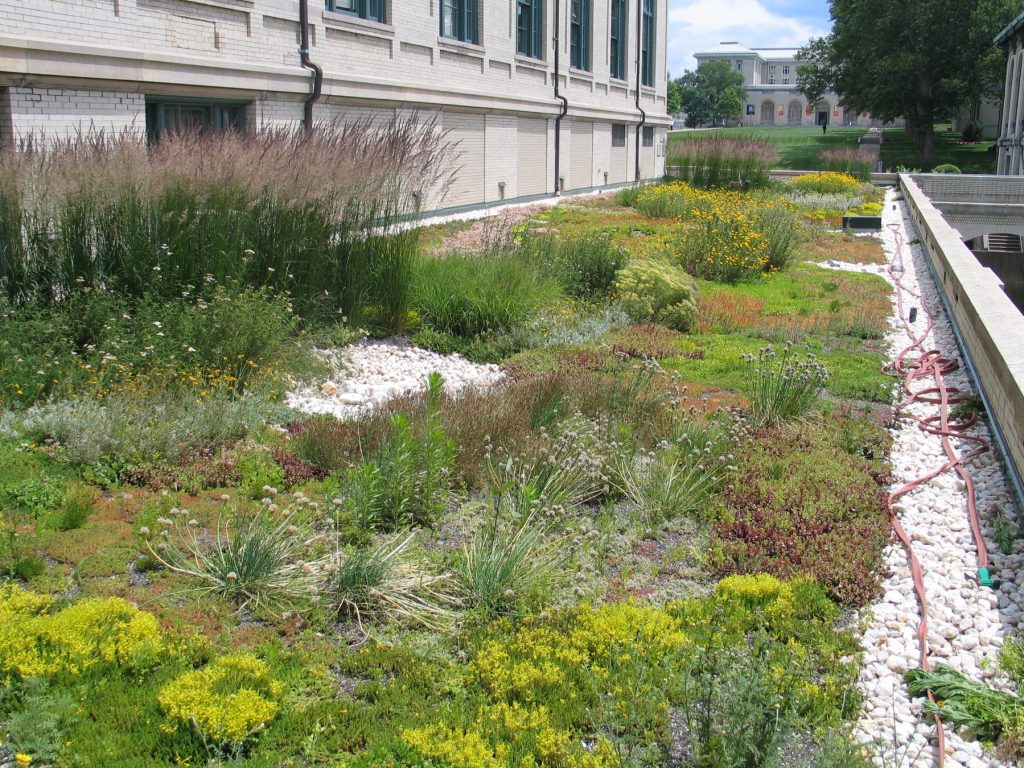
609;75;627;85
322;11;394;36
640;85;657;95
438;36;485;55
568;66;593;79
515;54;547;69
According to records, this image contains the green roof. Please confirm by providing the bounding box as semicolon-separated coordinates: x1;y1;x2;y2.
995;9;1024;46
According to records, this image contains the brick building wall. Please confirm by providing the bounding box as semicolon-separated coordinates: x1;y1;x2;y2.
0;0;669;209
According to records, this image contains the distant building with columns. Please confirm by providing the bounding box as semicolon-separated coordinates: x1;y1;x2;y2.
996;10;1024;174
692;42;884;128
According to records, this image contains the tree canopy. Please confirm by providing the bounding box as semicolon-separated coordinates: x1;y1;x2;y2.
676;61;747;128
797;0;1019;161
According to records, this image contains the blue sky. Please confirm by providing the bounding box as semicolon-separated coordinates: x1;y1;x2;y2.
667;0;831;76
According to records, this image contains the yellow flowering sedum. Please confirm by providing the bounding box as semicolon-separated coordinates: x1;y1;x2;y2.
158;654;283;747
0;584;164;682
787;172;862;194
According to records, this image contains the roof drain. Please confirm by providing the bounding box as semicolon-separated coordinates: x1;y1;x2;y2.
553;0;569;196
634;0;646;182
299;0;323;132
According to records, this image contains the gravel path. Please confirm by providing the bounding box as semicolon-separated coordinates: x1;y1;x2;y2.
285;338;504;418
843;191;1020;768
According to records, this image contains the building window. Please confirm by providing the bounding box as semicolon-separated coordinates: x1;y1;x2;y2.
612;124;626;147
767;65;776;84
609;0;626;79
145;98;247;142
516;0;542;58
326;0;385;22
640;0;654;86
735;59;742;71
442;0;478;44
642;125;654;147
570;0;590;70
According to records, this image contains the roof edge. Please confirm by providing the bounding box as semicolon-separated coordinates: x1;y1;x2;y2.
995;9;1024;46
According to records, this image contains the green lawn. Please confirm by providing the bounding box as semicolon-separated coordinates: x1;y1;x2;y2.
880;128;996;173
668;126;866;171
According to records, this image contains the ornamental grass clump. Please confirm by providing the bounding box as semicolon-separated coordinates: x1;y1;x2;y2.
326;532;457;635
0;119;453;328
667;136;778;190
159;654;283;756
456;511;564;617
742;342;830;427
144;503;315;612
612;417;736;528
818;148;874;181
486;415;619;520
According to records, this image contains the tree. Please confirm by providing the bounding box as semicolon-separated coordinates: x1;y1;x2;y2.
667;75;682;115
797;0;1019;161
677;61;747;128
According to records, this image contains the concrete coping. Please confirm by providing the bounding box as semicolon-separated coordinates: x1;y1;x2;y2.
900;172;1024;508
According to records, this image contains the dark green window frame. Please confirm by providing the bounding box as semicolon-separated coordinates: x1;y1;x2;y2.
145;98;248;143
516;0;542;58
441;0;478;44
640;0;654;86
609;0;626;80
326;0;386;23
570;0;590;70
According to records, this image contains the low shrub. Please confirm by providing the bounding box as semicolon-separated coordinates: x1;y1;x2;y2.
614;259;699;331
711;425;890;606
159;654;283;753
787;172;862;194
17;392;295;467
932;163;962;174
342;373;454;530
0;584;165;681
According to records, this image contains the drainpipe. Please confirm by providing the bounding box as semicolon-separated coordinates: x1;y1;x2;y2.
553;0;569;195
299;0;323;131
634;0;646;182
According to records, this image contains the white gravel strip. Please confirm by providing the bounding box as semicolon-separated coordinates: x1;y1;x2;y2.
285;338;505;419
837;190;1020;768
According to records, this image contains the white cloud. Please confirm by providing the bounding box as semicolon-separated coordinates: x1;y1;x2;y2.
666;0;829;76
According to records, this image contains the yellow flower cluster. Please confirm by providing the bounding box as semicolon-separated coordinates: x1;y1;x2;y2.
633;183;800;282
397;604;685;767
0;584;165;683
787;172;862;194
158;654;283;747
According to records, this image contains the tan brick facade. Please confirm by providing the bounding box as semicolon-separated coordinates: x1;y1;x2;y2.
0;0;669;210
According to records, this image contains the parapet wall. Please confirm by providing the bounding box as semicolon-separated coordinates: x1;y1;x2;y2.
900;173;1024;507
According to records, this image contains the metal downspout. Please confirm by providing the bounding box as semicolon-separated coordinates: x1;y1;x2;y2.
553;0;569;195
299;0;323;131
634;0;646;182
